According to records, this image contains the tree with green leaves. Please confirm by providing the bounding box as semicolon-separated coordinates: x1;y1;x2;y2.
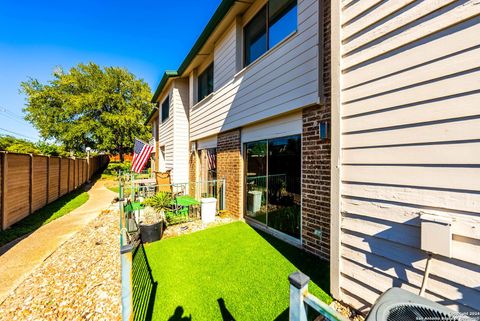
21;63;152;161
0;135;70;156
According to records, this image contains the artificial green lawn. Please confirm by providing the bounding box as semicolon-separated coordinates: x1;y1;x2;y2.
144;221;332;321
0;188;89;247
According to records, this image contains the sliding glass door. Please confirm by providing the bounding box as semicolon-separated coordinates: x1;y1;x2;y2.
245;141;268;223
245;135;301;239
199;148;217;198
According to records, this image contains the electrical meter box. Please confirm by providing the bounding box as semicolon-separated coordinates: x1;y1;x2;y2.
420;213;452;258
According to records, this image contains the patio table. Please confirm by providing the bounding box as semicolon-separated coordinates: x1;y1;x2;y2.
131;178;156;185
173;195;200;206
170;196;200;222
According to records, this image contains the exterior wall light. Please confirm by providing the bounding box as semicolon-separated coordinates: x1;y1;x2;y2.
319;121;330;142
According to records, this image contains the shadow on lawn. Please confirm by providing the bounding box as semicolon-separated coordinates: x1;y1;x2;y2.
253;228;331;295
167;306;192;321
254;228;331;321
218;298;236;321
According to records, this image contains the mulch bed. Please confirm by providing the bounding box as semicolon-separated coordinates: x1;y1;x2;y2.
0;208;121;321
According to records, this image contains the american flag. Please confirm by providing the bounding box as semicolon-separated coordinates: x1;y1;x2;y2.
131;138;153;173
207;148;216;171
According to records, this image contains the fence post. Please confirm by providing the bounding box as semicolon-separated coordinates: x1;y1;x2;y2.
119;195;134;321
86;154;90;183
29;154;33;215
74;158;77;189
67;159;71;192
121;243;134;321
46;156;50;204
222;178;226;211
289;271;309;321
58;158;62;198
1;152;7;230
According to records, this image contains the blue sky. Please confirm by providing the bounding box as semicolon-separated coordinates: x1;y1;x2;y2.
0;0;222;141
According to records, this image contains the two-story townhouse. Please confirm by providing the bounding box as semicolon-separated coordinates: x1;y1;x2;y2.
146;73;189;186
147;0;331;258
146;0;480;314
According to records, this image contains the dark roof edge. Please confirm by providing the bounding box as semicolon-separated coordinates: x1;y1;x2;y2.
149;0;236;104
146;70;178;125
150;70;179;104
144;108;158;125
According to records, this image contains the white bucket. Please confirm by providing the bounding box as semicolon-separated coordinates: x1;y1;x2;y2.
201;198;217;224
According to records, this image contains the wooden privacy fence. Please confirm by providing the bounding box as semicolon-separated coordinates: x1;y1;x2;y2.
0;152;109;230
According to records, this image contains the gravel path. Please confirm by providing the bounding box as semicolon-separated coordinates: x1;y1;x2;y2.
0;208;121;321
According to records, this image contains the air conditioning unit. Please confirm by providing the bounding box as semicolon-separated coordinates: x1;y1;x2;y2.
365;288;474;321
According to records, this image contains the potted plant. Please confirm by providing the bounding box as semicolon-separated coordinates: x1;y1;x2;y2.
141;192;172;243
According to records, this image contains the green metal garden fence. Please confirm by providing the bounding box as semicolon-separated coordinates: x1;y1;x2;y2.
119;173;227;321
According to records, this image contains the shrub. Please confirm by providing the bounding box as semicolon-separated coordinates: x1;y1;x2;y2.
104;161;132;176
143;192;173;213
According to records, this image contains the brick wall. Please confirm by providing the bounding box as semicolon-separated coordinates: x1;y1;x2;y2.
302;105;330;260
301;0;331;260
217;130;243;217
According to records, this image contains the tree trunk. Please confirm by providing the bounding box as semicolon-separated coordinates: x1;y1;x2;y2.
118;134;124;163
118;143;125;163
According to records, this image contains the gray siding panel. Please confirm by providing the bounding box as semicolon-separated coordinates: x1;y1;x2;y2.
214;22;237;90
339;0;480;313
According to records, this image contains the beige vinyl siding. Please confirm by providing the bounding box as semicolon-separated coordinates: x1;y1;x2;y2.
158;88;174;172
214;22;237;91
337;0;480;313
172;79;190;184
157;80;190;185
190;0;320;141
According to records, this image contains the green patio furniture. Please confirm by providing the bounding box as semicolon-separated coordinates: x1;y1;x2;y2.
174;195;200;207
124;201;144;213
165;195;200;225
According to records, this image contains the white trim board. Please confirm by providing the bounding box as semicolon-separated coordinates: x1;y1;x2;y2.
197;135;218;150
241;111;302;144
245;217;303;248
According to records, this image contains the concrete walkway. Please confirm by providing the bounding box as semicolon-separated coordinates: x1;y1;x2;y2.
0;179;116;304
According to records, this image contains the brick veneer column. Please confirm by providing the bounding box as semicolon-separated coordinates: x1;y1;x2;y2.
217;129;243;217
301;0;331;260
302;105;330;260
189;151;196;197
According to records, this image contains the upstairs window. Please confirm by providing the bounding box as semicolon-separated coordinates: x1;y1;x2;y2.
152;120;158;140
161;96;169;122
244;0;297;66
198;63;214;102
244;7;267;66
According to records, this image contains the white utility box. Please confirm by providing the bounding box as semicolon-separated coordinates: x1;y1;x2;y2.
201;198;217;224
247;190;262;214
420;213;452;258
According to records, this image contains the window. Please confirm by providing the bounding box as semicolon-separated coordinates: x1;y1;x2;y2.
197;63;214;102
244;7;267;66
245;135;301;239
152;120;158;140
161;96;169;122
199;148;219;200
244;0;297;66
